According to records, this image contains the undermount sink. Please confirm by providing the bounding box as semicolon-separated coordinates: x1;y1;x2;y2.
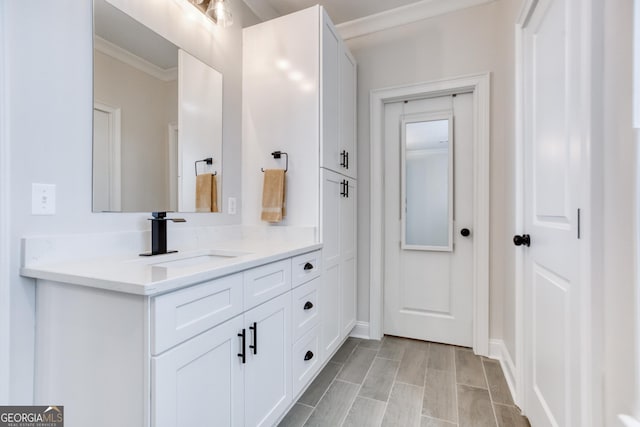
134;249;251;268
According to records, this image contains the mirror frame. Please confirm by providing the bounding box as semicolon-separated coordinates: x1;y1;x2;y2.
400;111;454;251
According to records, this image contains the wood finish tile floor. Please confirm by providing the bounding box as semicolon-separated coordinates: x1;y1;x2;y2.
279;336;530;427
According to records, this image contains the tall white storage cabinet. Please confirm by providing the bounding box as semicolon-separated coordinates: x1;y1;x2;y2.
242;5;357;364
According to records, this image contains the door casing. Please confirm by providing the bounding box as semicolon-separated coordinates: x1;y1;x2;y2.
369;73;491;356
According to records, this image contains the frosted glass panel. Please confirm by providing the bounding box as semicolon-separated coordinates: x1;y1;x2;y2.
402;116;453;251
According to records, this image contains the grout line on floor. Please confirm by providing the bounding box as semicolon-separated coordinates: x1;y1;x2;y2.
453;346;461;426
481;355;500;427
297;402;315;409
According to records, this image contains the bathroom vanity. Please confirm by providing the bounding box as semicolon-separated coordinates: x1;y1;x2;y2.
22;234;328;427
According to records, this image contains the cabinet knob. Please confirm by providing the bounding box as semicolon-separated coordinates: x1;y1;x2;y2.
303;262;314;271
460;228;471;237
304;351;314;361
304;301;314;310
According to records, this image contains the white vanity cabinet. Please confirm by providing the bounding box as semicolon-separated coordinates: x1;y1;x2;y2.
31;248;324;427
152;292;291;427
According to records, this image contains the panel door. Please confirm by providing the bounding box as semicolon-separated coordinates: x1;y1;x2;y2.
341;179;357;337
339;47;357;179
383;93;474;346
522;0;583;425
320;169;342;357
152;315;244;427
321;11;340;173
244;292;292;427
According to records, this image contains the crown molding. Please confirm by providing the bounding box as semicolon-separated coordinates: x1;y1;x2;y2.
336;0;496;40
94;36;177;82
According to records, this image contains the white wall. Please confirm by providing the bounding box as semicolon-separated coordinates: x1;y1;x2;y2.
600;0;639;423
346;0;520;353
2;0;258;403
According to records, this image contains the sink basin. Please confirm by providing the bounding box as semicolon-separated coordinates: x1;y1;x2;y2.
133;249;251;268
153;252;244;268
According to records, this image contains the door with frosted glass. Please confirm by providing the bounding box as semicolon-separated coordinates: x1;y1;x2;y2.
384;93;473;346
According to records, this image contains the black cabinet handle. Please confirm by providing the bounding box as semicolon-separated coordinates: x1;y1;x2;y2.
249;322;257;355
238;329;246;364
304;262;314;271
304;351;314;361
345;151;349;170
513;234;531;247
340;150;347;168
345;180;349;198
340;180;347;197
304;301;314;310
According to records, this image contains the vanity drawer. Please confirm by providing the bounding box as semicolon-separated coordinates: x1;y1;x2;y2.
291;250;321;288
292;326;321;397
152;273;243;355
292;277;320;341
243;258;292;310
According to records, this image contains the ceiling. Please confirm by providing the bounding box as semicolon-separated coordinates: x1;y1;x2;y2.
241;0;427;25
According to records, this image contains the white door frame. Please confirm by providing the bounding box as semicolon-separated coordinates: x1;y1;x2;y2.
93;102;122;211
369;72;491;356
514;0;599;420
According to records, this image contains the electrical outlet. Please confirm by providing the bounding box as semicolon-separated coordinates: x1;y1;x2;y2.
228;197;237;215
32;183;56;215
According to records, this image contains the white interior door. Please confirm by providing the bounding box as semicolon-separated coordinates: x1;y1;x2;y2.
384;93;474;347
521;0;583;424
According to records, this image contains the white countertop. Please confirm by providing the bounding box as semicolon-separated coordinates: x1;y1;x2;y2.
21;237;321;296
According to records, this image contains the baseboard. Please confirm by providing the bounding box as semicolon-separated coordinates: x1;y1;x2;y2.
349;321;370;339
488;339;518;406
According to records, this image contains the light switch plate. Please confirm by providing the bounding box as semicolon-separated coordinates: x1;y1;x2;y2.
228;197;236;215
32;183;56;215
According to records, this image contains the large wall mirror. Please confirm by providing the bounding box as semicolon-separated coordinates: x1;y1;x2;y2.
93;0;223;213
401;112;454;251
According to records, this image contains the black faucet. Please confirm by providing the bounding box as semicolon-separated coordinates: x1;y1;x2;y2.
139;212;186;256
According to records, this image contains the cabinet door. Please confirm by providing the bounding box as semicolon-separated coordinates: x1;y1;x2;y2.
152;315;244;427
244;292;292;427
321;170;343;358
321;10;340;173
340;48;357;179
341;179;357;337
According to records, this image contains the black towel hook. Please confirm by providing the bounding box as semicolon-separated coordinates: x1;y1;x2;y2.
261;151;288;173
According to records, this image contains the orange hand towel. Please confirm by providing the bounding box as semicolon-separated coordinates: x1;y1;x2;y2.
196;173;218;213
261;169;286;222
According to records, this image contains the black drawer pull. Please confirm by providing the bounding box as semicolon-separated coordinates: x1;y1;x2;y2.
249;322;257;355
304;351;314;361
304;301;314;310
303;262;314;271
237;329;246;364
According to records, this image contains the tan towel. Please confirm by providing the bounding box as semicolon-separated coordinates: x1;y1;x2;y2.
261;169;286;222
196;173;218;213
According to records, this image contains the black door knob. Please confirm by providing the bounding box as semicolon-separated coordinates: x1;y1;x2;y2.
460;228;471;237
513;234;531;247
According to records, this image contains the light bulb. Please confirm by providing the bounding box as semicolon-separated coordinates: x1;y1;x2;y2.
206;0;233;27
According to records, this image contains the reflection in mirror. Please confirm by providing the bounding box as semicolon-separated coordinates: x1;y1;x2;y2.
401;113;453;251
92;0;222;213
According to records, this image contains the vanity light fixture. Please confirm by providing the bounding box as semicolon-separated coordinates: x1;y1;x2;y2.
188;0;233;28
